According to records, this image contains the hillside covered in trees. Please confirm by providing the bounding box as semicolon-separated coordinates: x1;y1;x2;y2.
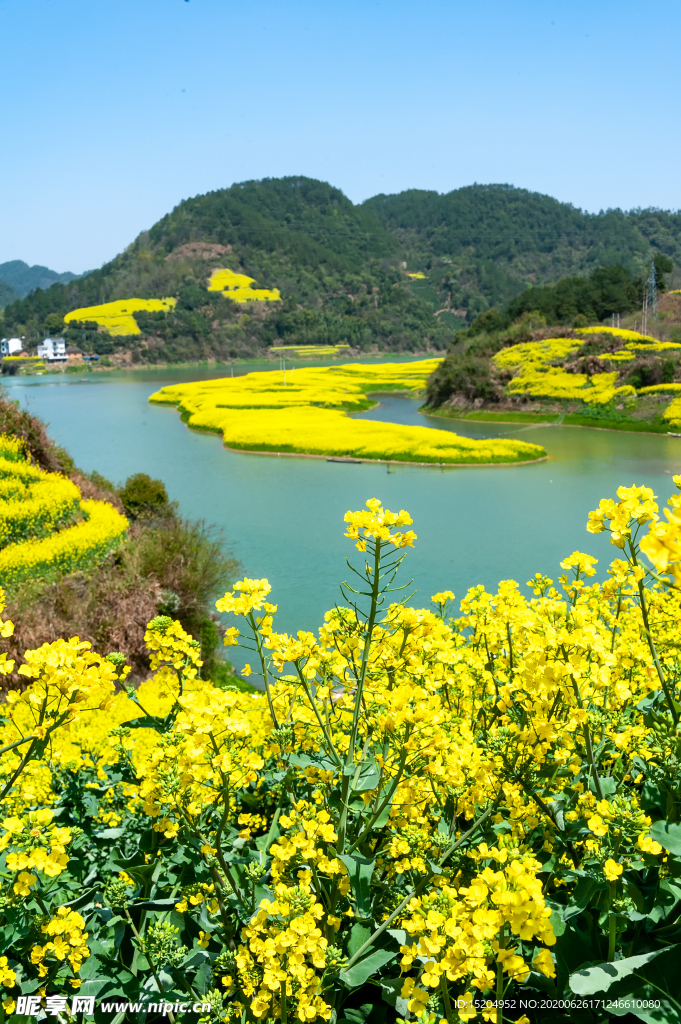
3;177;681;363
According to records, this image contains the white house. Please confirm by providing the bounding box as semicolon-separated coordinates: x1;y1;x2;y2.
37;337;67;362
0;338;22;357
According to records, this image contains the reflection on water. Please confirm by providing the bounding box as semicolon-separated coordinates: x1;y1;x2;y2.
5;371;681;673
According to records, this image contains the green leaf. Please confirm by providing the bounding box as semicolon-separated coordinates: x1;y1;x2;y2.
373;800;392;829
563;875;603;920
181;949;210;969
379;977;409;1015
338;854;374;917
340;949;396;988
288;752;337;772
124;714;170;731
94;827;126;840
650;821;681;856
569;948;673;995
352;758;380;792
133;898;179;911
348;923;372;958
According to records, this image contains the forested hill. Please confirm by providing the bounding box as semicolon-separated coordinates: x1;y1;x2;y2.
2;176;681;364
363;184;681;321
0;260;80;300
1;177;454;362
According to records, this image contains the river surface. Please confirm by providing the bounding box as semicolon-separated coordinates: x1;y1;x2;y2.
5;363;681;673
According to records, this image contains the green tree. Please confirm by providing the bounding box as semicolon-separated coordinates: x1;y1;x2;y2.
43;312;64;335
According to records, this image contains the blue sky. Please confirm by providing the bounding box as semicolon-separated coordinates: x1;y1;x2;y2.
2;0;680;272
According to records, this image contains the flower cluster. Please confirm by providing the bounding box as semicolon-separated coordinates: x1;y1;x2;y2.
30;907;89;977
344;498;415;551
398;849;555;1004
237;882;332;1021
586;484;659;547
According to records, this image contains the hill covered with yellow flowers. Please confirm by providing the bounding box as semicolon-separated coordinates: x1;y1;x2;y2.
426;311;681;433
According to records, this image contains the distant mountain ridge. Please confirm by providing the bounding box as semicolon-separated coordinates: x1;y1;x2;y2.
1;177;680;362
0;260;80;302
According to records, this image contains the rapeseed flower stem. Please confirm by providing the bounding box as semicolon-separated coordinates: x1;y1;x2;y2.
123;908;176;1024
344;803;495;972
629;541;678;724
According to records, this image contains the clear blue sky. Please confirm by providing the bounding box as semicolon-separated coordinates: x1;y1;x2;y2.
2;0;680;273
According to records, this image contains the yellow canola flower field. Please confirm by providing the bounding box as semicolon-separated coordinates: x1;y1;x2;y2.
663;397;681;429
64;297;177;337
2;489;681;1018
638;383;681;395
575;326;658;342
270;344;351;356
493;339;636;406
208;268;281;303
0;435;128;588
150;360;546;465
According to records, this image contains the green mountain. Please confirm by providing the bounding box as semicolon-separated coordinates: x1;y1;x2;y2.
0;260;80;299
364;184;681;321
0;280;18;310
2;177;680;363
0;178;453;362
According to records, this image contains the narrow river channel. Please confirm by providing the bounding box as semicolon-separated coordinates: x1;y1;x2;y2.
5;363;681;672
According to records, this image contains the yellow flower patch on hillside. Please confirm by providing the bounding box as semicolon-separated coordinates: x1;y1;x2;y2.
64;298;177;337
663;397;681;429
493;338;580;370
575;326;658;342
208;268;281;303
150;360;546;465
0;435;128;588
493;338;636;405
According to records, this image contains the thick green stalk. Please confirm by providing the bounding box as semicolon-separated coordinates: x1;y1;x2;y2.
280;980;288;1024
296;667;342;767
496;922;506;1024
629;540;678;724
343;804;494;971
608;881;617;961
440;976;453;1024
249;611;280;730
0;735;35;758
124;908;176;1024
346;539;382;765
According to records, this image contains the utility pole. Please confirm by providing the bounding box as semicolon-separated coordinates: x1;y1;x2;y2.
648;260;658;321
642;260;658;338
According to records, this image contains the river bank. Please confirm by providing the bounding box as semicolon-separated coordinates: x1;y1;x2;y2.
425;404;676;434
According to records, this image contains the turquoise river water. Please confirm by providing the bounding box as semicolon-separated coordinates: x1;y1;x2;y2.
5;362;681;673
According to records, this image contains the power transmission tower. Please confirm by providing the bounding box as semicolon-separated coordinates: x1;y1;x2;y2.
648;260;658;321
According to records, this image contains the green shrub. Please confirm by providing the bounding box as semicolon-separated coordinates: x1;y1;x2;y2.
119;473;169;518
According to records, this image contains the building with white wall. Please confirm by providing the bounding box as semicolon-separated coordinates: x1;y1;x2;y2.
0;338;22;356
37;337;67;362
